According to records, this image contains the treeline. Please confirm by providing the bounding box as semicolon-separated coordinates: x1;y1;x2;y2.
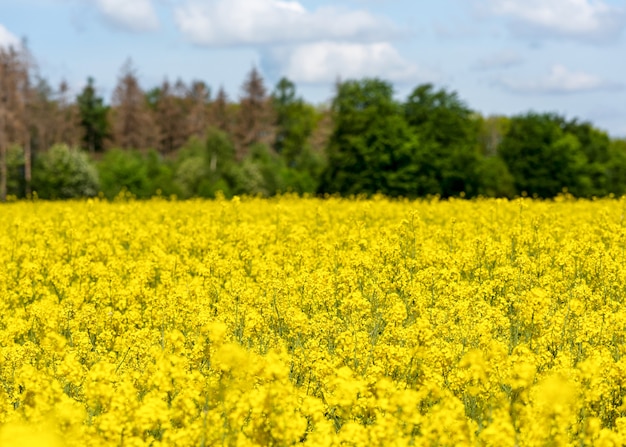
323;80;626;198
2;44;626;201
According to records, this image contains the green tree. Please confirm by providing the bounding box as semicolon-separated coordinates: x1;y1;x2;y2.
97;149;149;199
270;77;322;194
202;127;239;196
319;78;420;197
563;119;612;196
32;144;99;199
77;77;110;153
475;156;516;198
498;113;590;197
174;129;239;198
5;144;25;197
272;77;316;166
405;84;479;148
404;84;481;197
606;139;626;197
97;148;176;199
231;143;286;196
144;149;177;197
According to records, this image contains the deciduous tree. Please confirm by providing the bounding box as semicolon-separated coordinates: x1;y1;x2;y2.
404;83;481;197
499;113;590;197
319;78;420;197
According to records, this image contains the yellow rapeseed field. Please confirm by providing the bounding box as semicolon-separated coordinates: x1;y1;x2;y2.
2;195;626;446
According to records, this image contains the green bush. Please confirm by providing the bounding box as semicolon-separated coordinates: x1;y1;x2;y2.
32;144;99;199
475;156;516;198
97;148;176;199
173;130;241;198
6;145;26;198
97;149;148;199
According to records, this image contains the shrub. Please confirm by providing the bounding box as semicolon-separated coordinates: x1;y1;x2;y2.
32;144;99;199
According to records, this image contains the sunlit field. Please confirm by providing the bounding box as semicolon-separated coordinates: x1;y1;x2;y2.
2;195;626;446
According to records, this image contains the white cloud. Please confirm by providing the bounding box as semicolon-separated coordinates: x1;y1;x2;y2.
95;0;160;32
266;41;432;84
473;49;524;70
174;0;398;46
498;64;621;94
486;0;626;41
0;24;20;49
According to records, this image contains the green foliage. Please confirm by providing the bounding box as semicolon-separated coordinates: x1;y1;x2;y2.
498;113;593;197
272;77;317;167
97;149;148;199
176;155;208;198
206;127;237;170
228;144;285;196
319;79;488;198
282;147;324;194
404;84;482;198
77;77;110;153
563;120;612;196
173;129;240;198
32;144;100;199
319;78;421;197
144;150;177;197
6;145;26;198
405;83;479;149
97;149;176;199
606;139;626;197
7;71;625;201
475;156;516;198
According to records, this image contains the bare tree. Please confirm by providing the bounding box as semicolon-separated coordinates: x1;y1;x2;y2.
27;77;55;155
212;86;231;135
111;59;157;151
235;67;274;159
53;80;82;148
0;44;29;200
0;49;8;201
186;80;211;139
153;78;190;154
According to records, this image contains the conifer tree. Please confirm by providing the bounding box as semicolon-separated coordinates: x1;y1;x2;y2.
153;78;189;154
235;67;273;159
77;77;109;153
186;80;211;139
271;77;316;166
54;80;82;148
111;59;157;150
0;44;29;200
212;86;231;134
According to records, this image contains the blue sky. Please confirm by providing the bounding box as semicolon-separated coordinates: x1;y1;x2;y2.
1;0;625;136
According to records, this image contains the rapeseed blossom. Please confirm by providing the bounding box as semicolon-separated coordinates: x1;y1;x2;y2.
1;195;626;445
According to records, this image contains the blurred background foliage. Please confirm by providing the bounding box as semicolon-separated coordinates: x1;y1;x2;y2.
2;45;626;201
